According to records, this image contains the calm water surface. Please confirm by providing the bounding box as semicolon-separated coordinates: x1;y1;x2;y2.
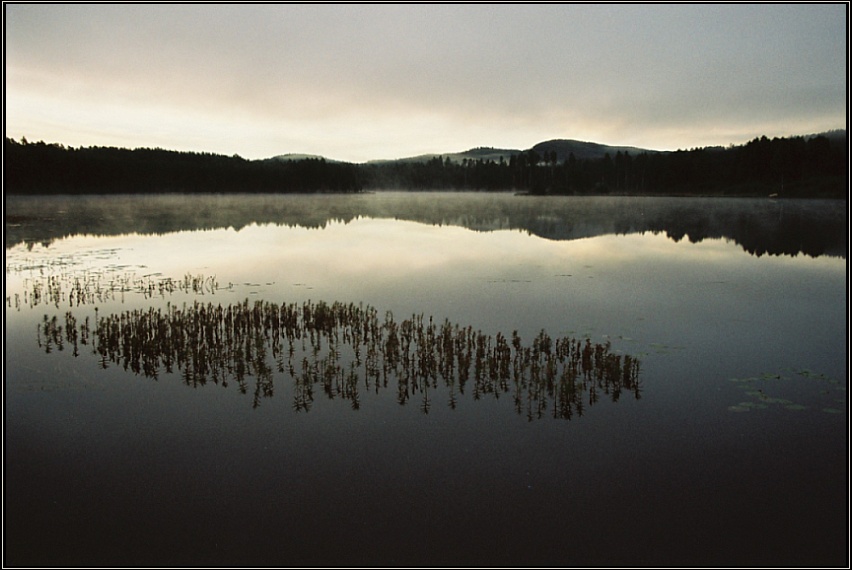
5;193;848;566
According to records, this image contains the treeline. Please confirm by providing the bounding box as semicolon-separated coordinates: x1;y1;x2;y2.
364;133;847;197
4;132;847;197
3;138;363;194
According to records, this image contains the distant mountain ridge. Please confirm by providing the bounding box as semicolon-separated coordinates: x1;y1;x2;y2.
364;139;662;165
274;130;845;165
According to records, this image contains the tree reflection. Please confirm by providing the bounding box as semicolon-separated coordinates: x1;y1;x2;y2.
7;194;846;259
38;299;641;419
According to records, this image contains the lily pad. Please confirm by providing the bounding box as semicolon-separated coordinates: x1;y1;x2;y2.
727;405;751;412
784;404;808;411
761;397;792;405
822;408;843;414
729;377;755;383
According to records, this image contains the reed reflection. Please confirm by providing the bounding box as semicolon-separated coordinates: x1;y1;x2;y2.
37;300;641;420
7;271;219;310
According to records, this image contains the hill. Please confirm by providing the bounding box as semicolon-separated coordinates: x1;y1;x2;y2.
270;153;339;162
366;146;521;165
531;139;662;162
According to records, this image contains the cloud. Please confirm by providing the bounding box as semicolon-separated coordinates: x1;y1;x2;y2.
4;4;846;161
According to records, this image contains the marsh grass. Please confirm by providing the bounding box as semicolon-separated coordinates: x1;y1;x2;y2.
37;299;642;420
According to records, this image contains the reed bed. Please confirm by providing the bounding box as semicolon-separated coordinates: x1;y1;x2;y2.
38;299;641;420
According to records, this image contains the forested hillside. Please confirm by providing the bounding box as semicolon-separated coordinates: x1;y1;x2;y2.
361;133;847;197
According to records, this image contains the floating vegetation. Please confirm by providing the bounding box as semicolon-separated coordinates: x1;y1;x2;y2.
728;369;846;414
36;299;642;420
7;270;220;310
734;401;768;409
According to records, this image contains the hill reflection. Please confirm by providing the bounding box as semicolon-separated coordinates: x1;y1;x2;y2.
5;193;846;258
38;299;641;420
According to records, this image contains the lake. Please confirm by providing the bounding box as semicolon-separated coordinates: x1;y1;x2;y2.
4;192;848;567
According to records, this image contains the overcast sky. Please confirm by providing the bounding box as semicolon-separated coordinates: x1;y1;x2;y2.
5;4;847;162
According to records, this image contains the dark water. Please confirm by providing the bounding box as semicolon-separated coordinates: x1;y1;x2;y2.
5;193;848;566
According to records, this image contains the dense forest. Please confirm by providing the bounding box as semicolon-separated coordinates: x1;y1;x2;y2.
3;139;363;194
4;132;847;197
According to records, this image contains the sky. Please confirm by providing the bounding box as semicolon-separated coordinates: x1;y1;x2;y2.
4;4;847;162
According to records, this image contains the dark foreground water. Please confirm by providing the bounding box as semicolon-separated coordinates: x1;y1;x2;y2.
5;193;848;567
